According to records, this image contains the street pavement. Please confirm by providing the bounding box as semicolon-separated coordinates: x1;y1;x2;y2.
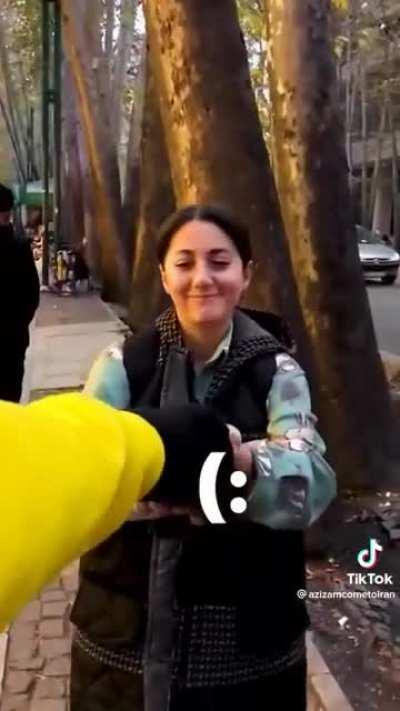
368;281;400;356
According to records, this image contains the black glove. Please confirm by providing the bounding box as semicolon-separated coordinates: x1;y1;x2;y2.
134;404;234;510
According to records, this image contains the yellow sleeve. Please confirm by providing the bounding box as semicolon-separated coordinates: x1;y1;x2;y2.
0;393;164;629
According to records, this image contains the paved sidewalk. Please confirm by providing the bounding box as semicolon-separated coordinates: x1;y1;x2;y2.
0;293;127;711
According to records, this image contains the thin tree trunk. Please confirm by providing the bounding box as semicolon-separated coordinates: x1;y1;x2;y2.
128;46;175;328
265;0;399;489
105;0;115;75
369;96;387;223
388;95;400;250
111;0;138;144
345;6;353;174
360;59;369;227
347;68;359;200
0;94;25;181
61;0;129;303
144;0;304;332
0;24;27;182
123;38;146;261
0;23;27;178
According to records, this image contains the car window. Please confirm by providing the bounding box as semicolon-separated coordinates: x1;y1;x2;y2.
356;225;383;245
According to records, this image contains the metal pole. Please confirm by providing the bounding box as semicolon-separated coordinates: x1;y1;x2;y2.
41;0;50;287
53;0;62;252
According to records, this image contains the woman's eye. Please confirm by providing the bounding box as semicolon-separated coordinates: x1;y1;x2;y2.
211;261;229;268
175;262;191;268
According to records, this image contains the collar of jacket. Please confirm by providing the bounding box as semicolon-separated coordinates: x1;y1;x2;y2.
155;307;285;407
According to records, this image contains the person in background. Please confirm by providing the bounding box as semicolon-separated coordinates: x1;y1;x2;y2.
0;184;40;401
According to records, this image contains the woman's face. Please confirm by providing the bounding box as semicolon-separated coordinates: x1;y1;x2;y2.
160;220;252;328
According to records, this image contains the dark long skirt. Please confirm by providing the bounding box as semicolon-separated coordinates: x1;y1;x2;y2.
70;642;307;711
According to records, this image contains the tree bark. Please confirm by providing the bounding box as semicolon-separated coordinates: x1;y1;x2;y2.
369;96;387;223
0;23;27;181
61;0;129;302
77;122;102;281
128;45;175;329
388;97;400;250
62;64;85;248
360;59;369;227
265;0;399;489
104;0;115;80
0;94;26;181
143;0;301;321
123;37;146;261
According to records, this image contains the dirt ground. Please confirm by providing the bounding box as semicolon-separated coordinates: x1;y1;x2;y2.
306;494;400;710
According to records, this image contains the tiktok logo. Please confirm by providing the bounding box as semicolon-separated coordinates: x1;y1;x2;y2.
357;538;383;569
199;452;248;524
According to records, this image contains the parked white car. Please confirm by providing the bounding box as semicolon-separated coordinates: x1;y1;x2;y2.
356;225;399;285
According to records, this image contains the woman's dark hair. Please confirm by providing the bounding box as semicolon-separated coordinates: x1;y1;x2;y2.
157;204;252;266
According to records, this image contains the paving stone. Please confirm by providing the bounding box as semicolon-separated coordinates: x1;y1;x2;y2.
17;602;41;623
42;601;69;619
43;655;70;676
39;637;71;659
9;622;36;641
8;637;37;662
33;677;66;699
9;656;44;672
41;590;67;603
0;693;30;710
30;701;67;711
5;670;33;694
39;619;65;639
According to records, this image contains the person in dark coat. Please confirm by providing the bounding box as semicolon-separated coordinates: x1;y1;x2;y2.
0;184;40;402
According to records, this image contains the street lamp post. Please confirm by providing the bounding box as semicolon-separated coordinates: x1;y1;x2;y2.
41;0;62;287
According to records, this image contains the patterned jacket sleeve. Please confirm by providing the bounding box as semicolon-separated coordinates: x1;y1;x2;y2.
247;354;337;530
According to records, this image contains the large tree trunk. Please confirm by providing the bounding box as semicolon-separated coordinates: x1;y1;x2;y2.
61;0;129;303
265;0;399;489
143;0;302;322
128;45;175;329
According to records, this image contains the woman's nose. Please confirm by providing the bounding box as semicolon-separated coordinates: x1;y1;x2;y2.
192;264;213;285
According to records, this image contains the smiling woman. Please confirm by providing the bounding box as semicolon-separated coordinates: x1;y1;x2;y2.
157;206;253;363
70;204;336;711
